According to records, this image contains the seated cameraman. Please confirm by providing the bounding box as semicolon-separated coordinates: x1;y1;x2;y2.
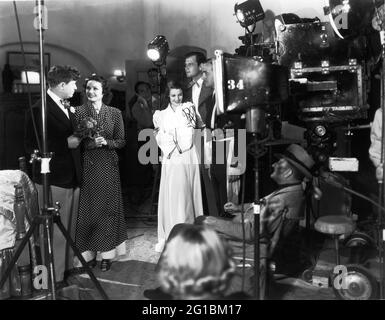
196;144;320;298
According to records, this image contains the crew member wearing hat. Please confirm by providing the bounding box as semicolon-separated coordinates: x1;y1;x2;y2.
196;144;318;298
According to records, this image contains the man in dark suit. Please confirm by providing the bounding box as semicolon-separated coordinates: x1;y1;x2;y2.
200;59;228;217
182;52;218;216
24;65;82;284
183;51;214;128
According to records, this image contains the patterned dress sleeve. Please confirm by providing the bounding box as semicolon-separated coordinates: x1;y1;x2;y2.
106;108;126;149
74;105;81;124
153;110;176;157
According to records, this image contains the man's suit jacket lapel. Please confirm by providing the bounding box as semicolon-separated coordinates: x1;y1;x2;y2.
68;109;77;130
198;85;214;127
198;85;212;107
183;86;192;103
47;95;72;130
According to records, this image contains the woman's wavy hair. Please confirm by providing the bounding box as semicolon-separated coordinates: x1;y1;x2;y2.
84;73;113;104
157;224;236;299
165;80;183;98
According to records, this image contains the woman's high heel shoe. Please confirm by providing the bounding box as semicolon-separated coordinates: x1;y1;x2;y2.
100;259;112;272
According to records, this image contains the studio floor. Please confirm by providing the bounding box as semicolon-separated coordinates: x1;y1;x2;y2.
60;191;338;301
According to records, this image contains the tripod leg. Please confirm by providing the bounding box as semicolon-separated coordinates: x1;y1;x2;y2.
54;218;109;300
0;218;37;290
42;216;57;300
254;212;260;300
253;156;260;300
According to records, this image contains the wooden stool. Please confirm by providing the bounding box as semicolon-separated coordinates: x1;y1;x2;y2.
314;215;355;265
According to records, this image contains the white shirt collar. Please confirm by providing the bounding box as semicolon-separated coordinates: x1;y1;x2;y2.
93;104;102;114
192;77;203;114
47;89;70;119
47;88;62;105
195;77;204;87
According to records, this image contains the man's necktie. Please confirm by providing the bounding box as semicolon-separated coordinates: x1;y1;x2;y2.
188;80;200;89
60;99;71;109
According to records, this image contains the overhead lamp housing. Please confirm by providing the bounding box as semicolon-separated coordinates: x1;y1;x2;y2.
147;35;169;65
234;0;265;28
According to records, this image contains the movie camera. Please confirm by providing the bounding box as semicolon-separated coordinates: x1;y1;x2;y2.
212;0;385;300
215;0;379;167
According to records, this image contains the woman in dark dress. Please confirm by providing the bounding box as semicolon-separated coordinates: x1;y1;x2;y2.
75;74;127;271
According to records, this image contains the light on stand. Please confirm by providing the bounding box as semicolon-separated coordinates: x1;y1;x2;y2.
234;0;265;57
147;35;169;111
147;49;160;61
234;0;265;29
147;35;169;66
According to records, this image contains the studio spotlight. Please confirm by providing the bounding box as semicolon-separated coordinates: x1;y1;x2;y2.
147;35;169;65
234;0;265;29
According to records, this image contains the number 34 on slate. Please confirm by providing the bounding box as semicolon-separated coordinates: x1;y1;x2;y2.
227;79;244;90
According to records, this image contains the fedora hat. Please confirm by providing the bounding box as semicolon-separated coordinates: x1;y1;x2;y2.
276;144;315;179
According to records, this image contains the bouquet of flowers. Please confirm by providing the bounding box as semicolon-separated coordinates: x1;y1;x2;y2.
74;116;99;139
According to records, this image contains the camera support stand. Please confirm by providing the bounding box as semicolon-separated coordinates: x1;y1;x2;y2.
245;108;268;299
0;199;109;300
0;0;108;300
252;150;261;300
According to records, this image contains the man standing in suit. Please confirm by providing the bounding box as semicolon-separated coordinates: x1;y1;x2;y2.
24;65;82;285
183;51;215;128
183;52;218;216
200;59;228;217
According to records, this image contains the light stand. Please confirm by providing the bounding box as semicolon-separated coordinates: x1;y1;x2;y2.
245;30;258;58
148;62;164;216
245;107;267;300
155;63;164;112
0;0;108;300
147;35;169;111
253;149;261;300
234;0;265;58
234;5;267;297
147;35;168;216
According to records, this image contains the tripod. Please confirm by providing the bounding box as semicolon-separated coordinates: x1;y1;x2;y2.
0;0;108;300
0;200;109;300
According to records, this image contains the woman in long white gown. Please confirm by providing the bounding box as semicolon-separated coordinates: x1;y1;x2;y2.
153;81;203;252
